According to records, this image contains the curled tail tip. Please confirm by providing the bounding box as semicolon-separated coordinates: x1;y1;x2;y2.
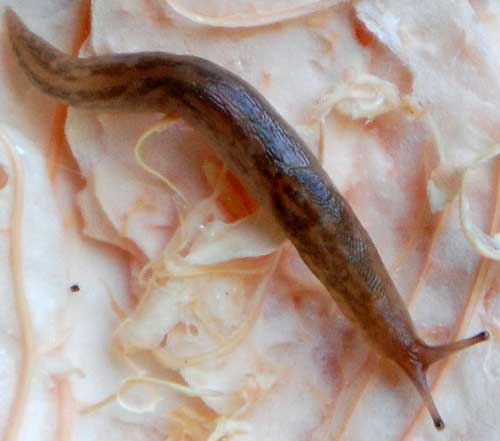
5;7;31;54
4;7;21;32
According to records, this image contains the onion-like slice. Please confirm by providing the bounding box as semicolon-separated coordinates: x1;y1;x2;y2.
313;72;401;121
165;0;343;28
81;375;224;415
117;376;224;413
459;143;500;260
313;71;423;122
152;250;281;369
134;115;187;204
206;418;250;441
185;208;285;266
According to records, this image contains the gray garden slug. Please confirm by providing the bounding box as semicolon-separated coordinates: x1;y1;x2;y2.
5;7;489;430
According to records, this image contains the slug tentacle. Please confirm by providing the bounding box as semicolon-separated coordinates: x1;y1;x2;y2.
420;330;490;367
401;362;445;430
401;330;490;431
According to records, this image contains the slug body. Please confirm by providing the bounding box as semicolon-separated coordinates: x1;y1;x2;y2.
5;8;488;430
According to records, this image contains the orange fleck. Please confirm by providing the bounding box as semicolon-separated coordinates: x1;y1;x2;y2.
47;106;69;183
351;10;374;47
63;207;83;231
159;333;168;348
223;170;259;217
203;160;258;221
188;324;199;336
260;71;273;92
0;164;8;189
292;293;303;310
306;14;330;28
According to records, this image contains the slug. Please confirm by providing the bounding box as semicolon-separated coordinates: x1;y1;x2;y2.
5;8;489;430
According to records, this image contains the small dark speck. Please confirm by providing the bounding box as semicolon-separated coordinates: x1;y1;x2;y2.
70;284;80;293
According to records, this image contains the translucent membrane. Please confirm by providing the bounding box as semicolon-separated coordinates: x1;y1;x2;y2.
166;0;342;28
460;143;500;260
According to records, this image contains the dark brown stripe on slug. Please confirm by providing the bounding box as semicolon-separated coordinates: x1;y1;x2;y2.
271;193;310;232
71;84;130;102
287;166;344;224
8;44;65;97
14;48;128;103
82;53;181;77
8;20;75;80
134;75;173;96
130;54;187;72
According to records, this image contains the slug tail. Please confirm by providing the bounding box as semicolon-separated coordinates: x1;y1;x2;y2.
5;7;134;109
5;7;78;101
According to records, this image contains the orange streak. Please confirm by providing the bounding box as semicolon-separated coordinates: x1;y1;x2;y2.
350;8;375;48
204;160;258;221
53;376;77;441
47;0;91;184
390;209;428;272
47;106;69;182
407;209;451;305
222;170;258;219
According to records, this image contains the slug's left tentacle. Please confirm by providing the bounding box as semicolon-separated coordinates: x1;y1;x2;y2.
401;362;444;430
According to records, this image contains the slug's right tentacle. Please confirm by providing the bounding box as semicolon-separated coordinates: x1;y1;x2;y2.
421;330;490;367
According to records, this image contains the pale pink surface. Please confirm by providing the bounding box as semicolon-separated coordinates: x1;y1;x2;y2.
0;1;499;441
